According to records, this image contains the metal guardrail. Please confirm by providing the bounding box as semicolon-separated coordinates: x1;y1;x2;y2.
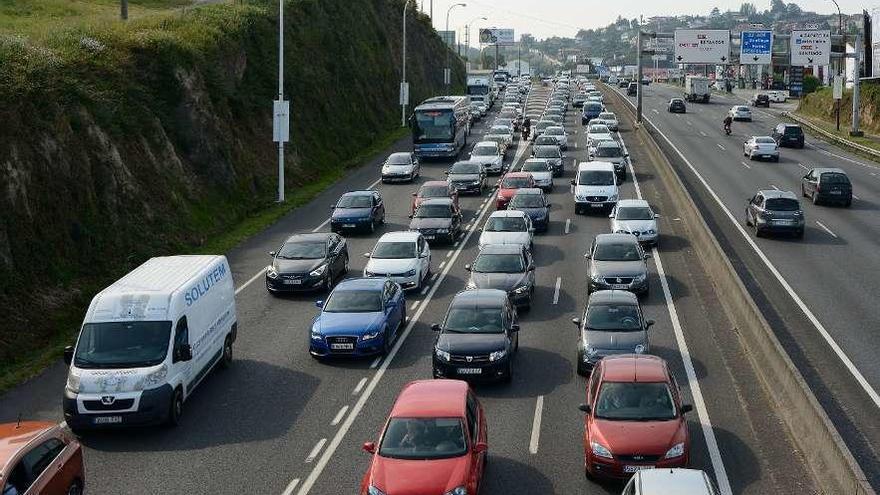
785;111;880;161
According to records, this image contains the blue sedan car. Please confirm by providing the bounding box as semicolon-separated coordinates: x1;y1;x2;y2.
310;278;406;359
330;190;386;234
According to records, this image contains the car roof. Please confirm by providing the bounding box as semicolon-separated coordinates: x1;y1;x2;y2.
475;141;498;147
504;171;532;179
342;190;375;197
812;167;847;175
452;160;482;167
451;288;508;307
757;189;798;200
751;135;775;140
780;123;801;128
601;354;668;383
596;233;639;244
616;198;650;208
597;140;621;148
488;209;528;218
378;231;421;243
589;289;639;305
419;198;454;206
335;277;387;290
421;180;449;188
479;244;525;255
284;233;333;244
514;187;544;196
0;422;55;464
635;468;714;494
390;380;469;418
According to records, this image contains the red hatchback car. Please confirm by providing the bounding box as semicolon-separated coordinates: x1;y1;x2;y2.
412;181;459;215
1;421;84;495
579;355;692;480
495;172;535;210
360;380;487;495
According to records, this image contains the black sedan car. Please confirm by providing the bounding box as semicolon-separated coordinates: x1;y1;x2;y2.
431;289;520;383
752;93;770;107
507;188;551;233
266;233;349;293
667;98;686;113
409;198;463;243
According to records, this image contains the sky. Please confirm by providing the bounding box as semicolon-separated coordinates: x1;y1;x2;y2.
423;0;873;44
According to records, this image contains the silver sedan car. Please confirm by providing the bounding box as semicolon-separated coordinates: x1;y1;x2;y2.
743;136;779;162
728;105;752;121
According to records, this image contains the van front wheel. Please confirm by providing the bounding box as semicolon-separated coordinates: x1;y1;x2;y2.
167;388;183;427
220;336;233;369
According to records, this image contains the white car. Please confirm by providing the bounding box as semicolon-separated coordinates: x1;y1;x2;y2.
381;152;420;183
594;112;619;131
543;126;568;150
623;468;719;495
484;134;509;157
728;105;752;121
469;141;505;175
743;136;780;162
610;199;659;245
478;210;534;250
766;90;788;103
363;231;431;290
489;125;514;146
520;159;554;191
586;123;614;146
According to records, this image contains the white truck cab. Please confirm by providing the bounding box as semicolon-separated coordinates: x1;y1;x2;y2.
63;255;237;431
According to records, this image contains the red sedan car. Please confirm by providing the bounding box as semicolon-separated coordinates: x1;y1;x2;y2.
579;355;692;480
495;172;535;210
411;181;459;215
1;421;84;495
360;380;488;495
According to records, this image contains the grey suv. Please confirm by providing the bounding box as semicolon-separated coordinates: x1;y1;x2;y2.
465;244;536;308
745;189;805;238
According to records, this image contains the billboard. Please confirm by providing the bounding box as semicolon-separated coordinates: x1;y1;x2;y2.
674;30;731;64
479;28;515;45
576;64;591;74
790;30;831;66
740;31;773;65
438;30;455;48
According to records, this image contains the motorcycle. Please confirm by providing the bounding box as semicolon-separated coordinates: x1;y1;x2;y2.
521;127;530;140
723;123;731;136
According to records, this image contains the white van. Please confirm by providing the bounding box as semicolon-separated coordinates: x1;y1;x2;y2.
571;161;619;213
62;255;237;431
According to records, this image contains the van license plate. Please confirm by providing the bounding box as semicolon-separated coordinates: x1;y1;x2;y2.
343;224;356;228
590;203;604;208
611;284;628;290
94;416;122;425
330;343;354;350
424;235;435;240
457;368;482;375
623;465;654;473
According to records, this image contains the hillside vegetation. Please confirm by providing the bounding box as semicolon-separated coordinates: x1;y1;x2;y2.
798;84;880;136
0;0;462;385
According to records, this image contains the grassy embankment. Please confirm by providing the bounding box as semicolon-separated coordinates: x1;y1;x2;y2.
796;84;880;154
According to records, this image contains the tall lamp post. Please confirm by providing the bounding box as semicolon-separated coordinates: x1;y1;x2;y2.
401;0;414;127
445;3;466;90
465;16;488;68
830;0;843;131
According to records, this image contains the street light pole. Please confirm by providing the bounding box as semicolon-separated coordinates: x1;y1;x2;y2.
464;16;488;69
445;3;466;90
831;0;843;131
277;0;285;202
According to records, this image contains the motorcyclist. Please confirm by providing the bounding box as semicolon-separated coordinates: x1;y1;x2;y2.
723;115;733;134
522;116;532;139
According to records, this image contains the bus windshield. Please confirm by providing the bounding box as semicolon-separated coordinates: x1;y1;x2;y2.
414;109;455;143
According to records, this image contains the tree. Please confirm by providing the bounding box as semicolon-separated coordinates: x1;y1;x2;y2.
771;0;786;14
710;7;721;17
786;3;802;15
740;2;757;16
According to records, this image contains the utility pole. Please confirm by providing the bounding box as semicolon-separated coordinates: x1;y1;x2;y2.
120;0;128;20
851;34;863;137
831;0;843;131
401;0;412;127
275;0;287;203
636;30;643;124
444;3;466;90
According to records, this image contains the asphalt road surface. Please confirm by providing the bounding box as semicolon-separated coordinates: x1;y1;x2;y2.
1;82;815;494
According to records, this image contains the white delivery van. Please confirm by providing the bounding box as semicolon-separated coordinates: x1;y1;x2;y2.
571;161;619;214
63;255;237;431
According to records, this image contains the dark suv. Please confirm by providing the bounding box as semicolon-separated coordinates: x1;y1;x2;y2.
772;124;805;148
801;167;852;207
745;189;804;238
752;93;770;107
626;82;638;96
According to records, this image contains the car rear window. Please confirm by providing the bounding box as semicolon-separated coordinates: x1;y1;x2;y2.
784;126;803;136
820;172;850;185
765;198;800;211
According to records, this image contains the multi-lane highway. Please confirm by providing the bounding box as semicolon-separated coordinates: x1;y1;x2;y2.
2;80;822;494
614;81;880;486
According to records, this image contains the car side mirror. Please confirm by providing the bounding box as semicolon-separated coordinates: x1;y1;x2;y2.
681;404;694;414
315;300;324;308
646;319;656;328
174;344;193;362
330;204;336;209
624;153;629;157
268;251;276;257
654;213;660;218
464;264;472;271
408;214;413;219
643;253;652;259
363;252;371;258
578;403;592;413
528;228;535;233
583;253;591;259
444;171;450;175
63;345;75;365
511;324;520;333
431;323;442;332
571;317;581;327
411;192;417;196
528;263;536;271
547;203;552;208
608;213;614;218
362;442;377;454
570;179;576;186
474;442;488;453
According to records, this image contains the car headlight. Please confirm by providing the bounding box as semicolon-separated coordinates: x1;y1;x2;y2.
489;349;507;362
584;344;599;357
266;266;278;279
444;487;468;495
310;331;323;341
471;180;481;185
436;348;451;362
65;372;81;394
512;284;530;294
436;228;449;233
608;194;618;201
591;441;613;459
590;272;603;282
404;269;417;277
362;330;382;341
576;195;587;201
368;486;387;495
466;279;478;290
634;344;646;354
645;229;656;235
382;166;391;173
310;264;327;277
137;364;168;390
664;442;685;459
633;273;647;282
364;270;375;277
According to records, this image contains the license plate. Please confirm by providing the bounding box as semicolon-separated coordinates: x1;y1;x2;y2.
590;203;604;208
283;279;302;285
611;284;628;290
457;368;482;375
623;465;654;473
94;416;122;425
830;191;841;195
330;343;354;350
424;235;435;240
343;224;356;228
763;155;772;158
775;220;794;225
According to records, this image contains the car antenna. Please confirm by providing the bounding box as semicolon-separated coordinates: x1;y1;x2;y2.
16;413;21;428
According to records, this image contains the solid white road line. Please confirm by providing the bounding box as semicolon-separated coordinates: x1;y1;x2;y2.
798;163;808;170
529;396;544;454
293;138;527;495
623;102;880;411
699;131;707;137
310;218;331;233
369;357;381;369
235;268;267;295
305;439;327;464
330;406;349;426
815;220;838;238
623;139;733;495
281;479;301;495
564;218;571;234
352;378;367;395
717;143;726;151
552;277;562;305
740;161;751;169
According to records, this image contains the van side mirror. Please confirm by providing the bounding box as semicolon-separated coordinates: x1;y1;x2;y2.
464;264;472;271
268;251;276;257
63;345;75;365
681;404;694;414
474;442;488;453
362;442;377;454
578;403;592;413
174;344;193;362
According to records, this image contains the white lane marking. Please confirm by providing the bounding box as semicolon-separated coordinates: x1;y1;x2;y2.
430;273;439;282
740;161;751;169
529;396;544;454
816;221;838;238
281;479;301;495
798;163;808;171
352;378;367;395
235;268;267;295
622;131;733;495
771;184;780;191
872;173;878;177
717;144;726;151
623;104;880;411
420;286;430;296
305;439;326;463
699;131;707;137
852;193;860;200
564;218;571;234
446;251;453;258
574;142;578;149
552;277;562;304
293;138;526;495
807;143;880;171
686;120;693;126
438;261;446;270
310;218;331;233
330;406;349;426
651;108;659;114
369;357;381;369
410;300;421;312
454;241;461;247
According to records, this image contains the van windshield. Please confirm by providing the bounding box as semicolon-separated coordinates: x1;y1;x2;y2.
74;321;172;368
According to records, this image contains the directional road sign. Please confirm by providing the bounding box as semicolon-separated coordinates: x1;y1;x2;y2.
790;30;831;66
741;30;772;65
674;30;731;64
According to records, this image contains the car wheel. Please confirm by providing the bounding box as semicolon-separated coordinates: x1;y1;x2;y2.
324;272;334;292
754;224;763;238
796;229;805;239
369;220;376;233
845;199;852;208
576;350;588;376
382;326;393;356
220;335;233;369
166;388;183;427
801;185;807;198
343;254;350;274
502;363;513;383
812;192;820;205
66;480;84;495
